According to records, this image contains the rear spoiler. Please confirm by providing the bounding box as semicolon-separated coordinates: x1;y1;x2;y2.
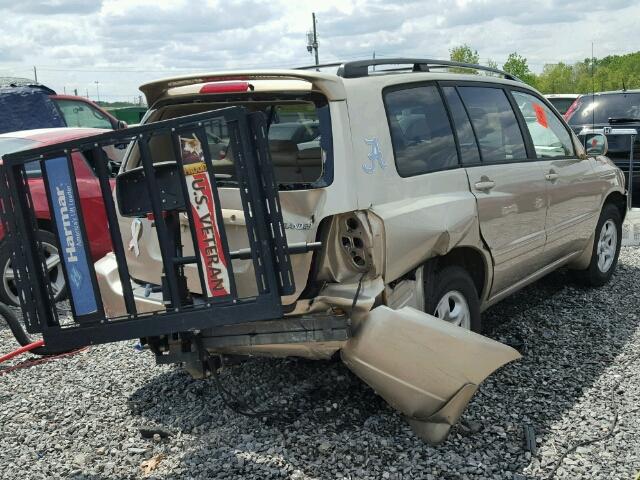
139;70;347;107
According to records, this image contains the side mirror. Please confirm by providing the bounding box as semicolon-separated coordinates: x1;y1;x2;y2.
117;120;128;130
585;133;608;156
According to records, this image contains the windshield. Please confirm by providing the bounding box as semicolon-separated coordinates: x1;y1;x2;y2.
566;93;640;125
124;94;333;189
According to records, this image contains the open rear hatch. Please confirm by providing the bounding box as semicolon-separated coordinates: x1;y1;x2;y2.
0;107;315;351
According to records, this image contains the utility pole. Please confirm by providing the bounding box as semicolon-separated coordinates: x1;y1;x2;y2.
33;66;37;83
94;80;100;102
306;13;319;66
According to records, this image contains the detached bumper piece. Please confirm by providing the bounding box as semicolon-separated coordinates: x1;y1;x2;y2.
342;306;521;444
0;107;296;351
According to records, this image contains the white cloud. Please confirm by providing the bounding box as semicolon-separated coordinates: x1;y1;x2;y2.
0;0;638;102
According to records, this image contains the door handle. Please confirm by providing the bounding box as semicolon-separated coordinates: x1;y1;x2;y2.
545;172;559;181
474;180;495;191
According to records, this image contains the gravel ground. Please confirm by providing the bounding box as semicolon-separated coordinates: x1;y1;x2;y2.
1;248;639;479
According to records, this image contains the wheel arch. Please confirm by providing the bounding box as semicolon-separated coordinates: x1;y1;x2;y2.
424;246;490;302
569;191;626;271
603;190;627;222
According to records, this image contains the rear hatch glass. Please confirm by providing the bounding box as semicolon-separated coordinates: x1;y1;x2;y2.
547;97;576;115
566;92;640;125
567;93;640;161
123;93;333;190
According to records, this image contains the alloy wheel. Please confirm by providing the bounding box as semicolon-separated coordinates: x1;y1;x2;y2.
3;241;64;305
433;290;471;329
596;219;617;273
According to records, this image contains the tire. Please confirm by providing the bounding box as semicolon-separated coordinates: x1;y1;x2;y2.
424;265;481;333
0;302;72;355
573;204;622;287
0;229;66;307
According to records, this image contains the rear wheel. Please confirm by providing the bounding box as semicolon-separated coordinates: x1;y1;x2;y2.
573;204;622;287
424;265;481;332
0;229;66;307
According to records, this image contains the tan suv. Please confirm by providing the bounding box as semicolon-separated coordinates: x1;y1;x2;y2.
31;59;626;444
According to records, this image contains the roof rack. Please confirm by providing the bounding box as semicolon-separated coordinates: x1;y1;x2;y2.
295;62;344;71
297;58;522;82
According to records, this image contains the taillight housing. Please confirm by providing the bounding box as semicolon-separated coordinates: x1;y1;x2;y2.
199;81;251;94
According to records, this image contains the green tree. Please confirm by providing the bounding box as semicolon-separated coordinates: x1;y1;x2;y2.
449;44;480;64
449;44;480;74
486;58;498;69
533;51;640;94
502;52;536;86
536;62;576;93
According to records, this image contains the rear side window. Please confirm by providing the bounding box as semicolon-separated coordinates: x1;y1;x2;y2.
458;86;527;163
512;91;575;158
384;85;458;177
442;87;481;165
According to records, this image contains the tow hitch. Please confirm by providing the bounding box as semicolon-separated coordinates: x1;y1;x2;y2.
0;107;302;351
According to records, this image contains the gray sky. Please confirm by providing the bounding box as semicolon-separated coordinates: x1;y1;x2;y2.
1;0;638;103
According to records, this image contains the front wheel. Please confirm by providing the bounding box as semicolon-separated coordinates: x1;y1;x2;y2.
424;265;481;333
573;204;622;287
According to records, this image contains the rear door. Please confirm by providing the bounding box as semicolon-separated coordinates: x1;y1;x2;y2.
445;84;548;296
510;89;600;263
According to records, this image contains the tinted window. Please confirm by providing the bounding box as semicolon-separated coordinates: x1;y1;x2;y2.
512;91;575;158
442;87;481;165
268;122;319;143
566;93;640;125
547;97;576;115
55;99;113;129
384;85;458;176
125;98;332;189
458;87;527;163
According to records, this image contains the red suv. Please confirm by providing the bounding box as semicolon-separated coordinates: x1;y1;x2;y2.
0;128;119;305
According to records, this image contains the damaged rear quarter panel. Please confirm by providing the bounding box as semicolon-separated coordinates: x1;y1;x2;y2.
371;184;481;282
